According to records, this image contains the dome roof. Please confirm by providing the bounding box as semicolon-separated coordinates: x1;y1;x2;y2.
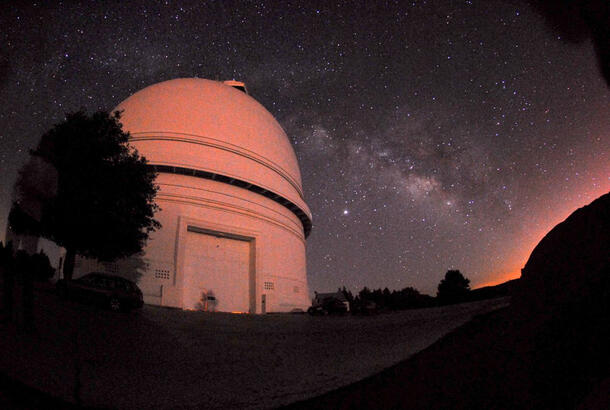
114;78;311;229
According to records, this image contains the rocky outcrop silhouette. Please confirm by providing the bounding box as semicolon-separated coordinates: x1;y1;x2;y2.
514;192;610;409
516;192;609;321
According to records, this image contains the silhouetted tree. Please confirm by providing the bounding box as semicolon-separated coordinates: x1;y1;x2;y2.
382;287;391;307
9;111;160;280
7;204;41;238
390;286;433;310
352;295;361;310
340;286;354;306
14;250;34;330
346;284;435;313
0;241;15;320
359;286;372;301
29;250;55;281
437;270;471;305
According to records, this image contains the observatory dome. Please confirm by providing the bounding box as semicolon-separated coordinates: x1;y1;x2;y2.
115;78;310;226
73;78;312;314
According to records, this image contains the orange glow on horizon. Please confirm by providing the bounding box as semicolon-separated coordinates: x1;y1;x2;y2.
473;270;520;289
477;185;609;289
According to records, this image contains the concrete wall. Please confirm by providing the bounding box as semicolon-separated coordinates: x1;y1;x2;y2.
74;173;310;313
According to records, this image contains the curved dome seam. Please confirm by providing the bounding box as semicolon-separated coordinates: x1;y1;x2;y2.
129;132;305;199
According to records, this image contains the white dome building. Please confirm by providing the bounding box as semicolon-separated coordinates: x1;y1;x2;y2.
77;78;312;313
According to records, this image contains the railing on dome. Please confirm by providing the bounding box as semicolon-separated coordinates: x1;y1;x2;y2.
149;164;312;237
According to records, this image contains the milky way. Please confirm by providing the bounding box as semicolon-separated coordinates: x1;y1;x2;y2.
1;1;608;295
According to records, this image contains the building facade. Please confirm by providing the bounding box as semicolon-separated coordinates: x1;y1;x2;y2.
74;78;312;313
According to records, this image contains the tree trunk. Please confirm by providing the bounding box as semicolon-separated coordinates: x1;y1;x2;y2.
63;248;76;281
1;265;14;319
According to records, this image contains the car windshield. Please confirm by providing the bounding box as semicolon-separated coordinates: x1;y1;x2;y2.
116;279;136;291
78;275;98;285
78;274;137;291
103;278;117;289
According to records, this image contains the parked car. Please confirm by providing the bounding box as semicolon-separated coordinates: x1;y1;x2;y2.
307;296;348;316
56;272;143;312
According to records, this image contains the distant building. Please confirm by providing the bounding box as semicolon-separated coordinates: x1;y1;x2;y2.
74;78;312;313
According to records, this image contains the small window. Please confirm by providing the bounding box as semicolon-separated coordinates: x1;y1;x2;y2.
264;281;274;290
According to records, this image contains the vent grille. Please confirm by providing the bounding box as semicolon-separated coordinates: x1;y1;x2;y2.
155;269;171;280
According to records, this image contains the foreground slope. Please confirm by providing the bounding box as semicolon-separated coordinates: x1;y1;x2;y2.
0;287;506;409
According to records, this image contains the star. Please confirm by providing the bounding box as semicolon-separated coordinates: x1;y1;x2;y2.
0;0;607;297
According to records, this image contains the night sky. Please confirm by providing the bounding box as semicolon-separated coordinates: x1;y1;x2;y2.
1;1;608;296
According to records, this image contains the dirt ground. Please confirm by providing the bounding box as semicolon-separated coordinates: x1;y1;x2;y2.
284;306;610;410
0;286;507;409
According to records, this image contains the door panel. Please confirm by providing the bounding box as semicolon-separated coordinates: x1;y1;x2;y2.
183;231;250;312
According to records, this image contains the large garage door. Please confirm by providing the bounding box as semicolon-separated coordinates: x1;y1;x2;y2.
183;230;251;312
